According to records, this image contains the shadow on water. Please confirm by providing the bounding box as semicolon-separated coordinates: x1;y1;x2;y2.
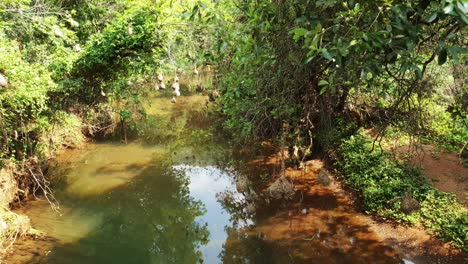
25;157;211;264
9;93;461;264
8;94;257;264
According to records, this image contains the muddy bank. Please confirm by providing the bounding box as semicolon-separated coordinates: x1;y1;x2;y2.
395;144;467;204
229;144;466;264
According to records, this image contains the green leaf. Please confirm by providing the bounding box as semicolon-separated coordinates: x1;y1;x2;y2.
339;47;349;56
362;33;368;41
320;86;328;95
349;39;358;46
413;66;422;79
444;4;454;14
447;47;458;64
459;12;468;24
320;48;333;60
438;48;447;65
426;12;438;23
457;1;468;13
291;28;309;40
319;80;329;86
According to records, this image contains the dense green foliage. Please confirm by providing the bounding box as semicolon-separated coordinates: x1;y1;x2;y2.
0;0;467;256
0;0;214;253
336;132;467;250
207;2;468;250
0;0;215;160
211;0;467;153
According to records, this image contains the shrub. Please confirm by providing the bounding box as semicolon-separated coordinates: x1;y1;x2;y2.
336;131;468;250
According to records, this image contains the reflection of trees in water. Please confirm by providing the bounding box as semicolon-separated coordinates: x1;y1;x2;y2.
47;158;210;264
216;190;250;227
219;226;274;264
217;188;278;264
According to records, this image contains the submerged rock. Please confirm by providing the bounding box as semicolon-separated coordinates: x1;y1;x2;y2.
317;168;331;186
236;174;249;193
244;188;259;202
246;203;256;214
266;176;295;200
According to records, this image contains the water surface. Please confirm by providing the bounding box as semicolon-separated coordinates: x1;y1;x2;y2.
12;95;253;264
9;94;424;264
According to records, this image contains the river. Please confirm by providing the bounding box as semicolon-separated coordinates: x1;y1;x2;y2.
6;92;462;263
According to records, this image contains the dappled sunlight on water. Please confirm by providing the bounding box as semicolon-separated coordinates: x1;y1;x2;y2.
7;94;256;263
15;200;105;245
8;93;452;264
63;143;167;196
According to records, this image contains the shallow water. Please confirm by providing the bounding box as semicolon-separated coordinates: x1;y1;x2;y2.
11;94;253;264
9;94;443;264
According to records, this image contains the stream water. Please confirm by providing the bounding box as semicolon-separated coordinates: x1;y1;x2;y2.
8;93;453;263
10;94;256;264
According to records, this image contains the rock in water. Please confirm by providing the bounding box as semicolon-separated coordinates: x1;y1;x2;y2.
246;203;256;214
236;174;249;193
0;73;8;87
266;176;295;200
317;169;331;186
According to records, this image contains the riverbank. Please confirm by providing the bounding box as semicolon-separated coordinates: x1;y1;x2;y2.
4;94;466;263
3;94;229;263
229;142;466;263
